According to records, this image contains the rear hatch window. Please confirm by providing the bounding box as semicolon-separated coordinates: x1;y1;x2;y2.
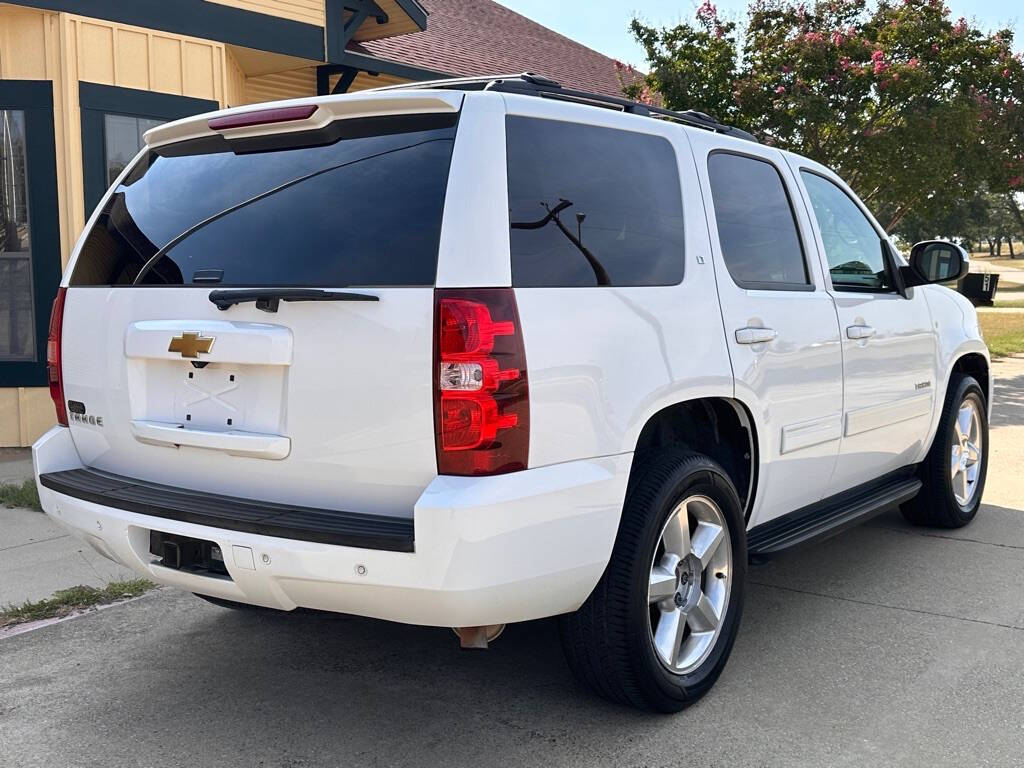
70;113;458;288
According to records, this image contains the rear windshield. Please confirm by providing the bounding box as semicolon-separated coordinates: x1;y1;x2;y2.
70;113;458;287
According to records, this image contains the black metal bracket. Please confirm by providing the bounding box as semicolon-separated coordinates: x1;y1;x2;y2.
316;64;373;95
325;0;388;63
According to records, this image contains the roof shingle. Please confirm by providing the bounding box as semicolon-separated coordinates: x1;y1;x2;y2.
349;0;642;99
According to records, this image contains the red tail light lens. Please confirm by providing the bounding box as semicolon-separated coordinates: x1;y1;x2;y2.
47;287;67;426
434;289;529;475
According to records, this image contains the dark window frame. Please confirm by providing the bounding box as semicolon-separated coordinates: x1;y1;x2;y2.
799;168;900;296
505;115;686;289
79;82;217;217
707;149;814;293
0;80;62;387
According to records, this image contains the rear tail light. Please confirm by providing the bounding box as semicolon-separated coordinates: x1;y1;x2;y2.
434;289;529;475
47;287;67;426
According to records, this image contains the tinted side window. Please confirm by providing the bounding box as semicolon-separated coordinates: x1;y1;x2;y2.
800;171;891;291
506;116;684;287
707;152;809;289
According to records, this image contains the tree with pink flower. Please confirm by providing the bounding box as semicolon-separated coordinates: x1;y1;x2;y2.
625;0;1024;240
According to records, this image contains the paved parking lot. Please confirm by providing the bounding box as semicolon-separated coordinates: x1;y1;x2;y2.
3;358;1023;767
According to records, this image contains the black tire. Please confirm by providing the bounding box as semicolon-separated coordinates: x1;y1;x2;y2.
901;374;988;528
559;450;747;712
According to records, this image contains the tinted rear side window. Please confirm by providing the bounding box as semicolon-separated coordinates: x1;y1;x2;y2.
506;116;684;287
707;152;809;290
71;113;458;287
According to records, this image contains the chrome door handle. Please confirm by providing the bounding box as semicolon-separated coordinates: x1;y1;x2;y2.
846;325;876;340
735;327;778;344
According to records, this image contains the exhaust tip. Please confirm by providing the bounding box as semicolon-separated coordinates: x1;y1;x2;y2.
453;624;505;650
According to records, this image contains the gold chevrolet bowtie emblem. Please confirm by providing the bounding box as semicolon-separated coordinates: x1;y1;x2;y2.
168;332;215;359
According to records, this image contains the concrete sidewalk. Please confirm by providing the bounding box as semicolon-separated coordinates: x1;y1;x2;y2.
0;448;34;485
0;507;136;606
2;447;130;605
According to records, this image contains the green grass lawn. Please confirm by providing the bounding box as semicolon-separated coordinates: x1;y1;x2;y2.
971;251;1024;266
979;312;1024;358
0;479;41;511
993;281;1024;307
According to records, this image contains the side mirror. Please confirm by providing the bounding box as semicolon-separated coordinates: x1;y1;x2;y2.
904;240;969;286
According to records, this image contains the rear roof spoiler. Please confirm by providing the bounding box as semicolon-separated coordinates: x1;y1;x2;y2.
143;90;464;149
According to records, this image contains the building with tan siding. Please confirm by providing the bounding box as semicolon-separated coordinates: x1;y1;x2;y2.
0;0;636;446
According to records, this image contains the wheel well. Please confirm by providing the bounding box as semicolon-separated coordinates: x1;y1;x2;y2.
952;353;989;405
632;398;758;519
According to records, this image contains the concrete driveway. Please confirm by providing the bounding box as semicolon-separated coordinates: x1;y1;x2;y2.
3;359;1023;768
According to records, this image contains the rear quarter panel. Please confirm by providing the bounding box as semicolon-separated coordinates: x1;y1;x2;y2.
494;95;735;467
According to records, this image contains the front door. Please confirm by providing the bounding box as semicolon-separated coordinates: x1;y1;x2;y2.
687;133;844;528
792;164;936;493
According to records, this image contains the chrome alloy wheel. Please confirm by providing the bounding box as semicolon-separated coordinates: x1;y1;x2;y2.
951;396;983;506
647;495;732;674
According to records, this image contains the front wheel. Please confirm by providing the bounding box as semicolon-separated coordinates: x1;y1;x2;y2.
559;451;747;712
901;373;988;528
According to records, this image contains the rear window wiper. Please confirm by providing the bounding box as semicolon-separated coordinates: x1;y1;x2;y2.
209;288;378;313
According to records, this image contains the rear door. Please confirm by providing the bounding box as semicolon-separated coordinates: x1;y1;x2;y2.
687;132;844;527
60;94;465;518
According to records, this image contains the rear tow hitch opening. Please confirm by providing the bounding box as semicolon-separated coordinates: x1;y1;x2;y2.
453;624;505;650
149;530;231;580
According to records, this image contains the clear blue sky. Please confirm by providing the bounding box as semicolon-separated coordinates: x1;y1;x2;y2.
494;1;1022;67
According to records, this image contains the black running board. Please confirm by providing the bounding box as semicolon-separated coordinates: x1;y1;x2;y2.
39;467;414;552
747;470;921;561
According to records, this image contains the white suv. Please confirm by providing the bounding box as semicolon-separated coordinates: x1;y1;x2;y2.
33;74;990;712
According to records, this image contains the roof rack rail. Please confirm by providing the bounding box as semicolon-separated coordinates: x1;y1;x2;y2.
369;72;758;143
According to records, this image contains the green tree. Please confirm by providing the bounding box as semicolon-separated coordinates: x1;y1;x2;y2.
627;1;1024;236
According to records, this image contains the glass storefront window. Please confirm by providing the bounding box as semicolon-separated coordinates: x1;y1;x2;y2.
104;113;163;187
0;108;34;361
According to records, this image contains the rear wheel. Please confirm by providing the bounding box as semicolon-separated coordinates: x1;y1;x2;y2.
559;451;746;712
901;374;988;528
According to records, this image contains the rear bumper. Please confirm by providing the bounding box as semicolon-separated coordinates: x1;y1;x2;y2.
38;467;415;552
32;427;631;627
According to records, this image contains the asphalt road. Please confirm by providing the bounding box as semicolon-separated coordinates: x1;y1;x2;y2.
3;358;1023;767
2;502;1023;768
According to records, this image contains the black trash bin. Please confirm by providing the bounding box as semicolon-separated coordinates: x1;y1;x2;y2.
957;272;1000;306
